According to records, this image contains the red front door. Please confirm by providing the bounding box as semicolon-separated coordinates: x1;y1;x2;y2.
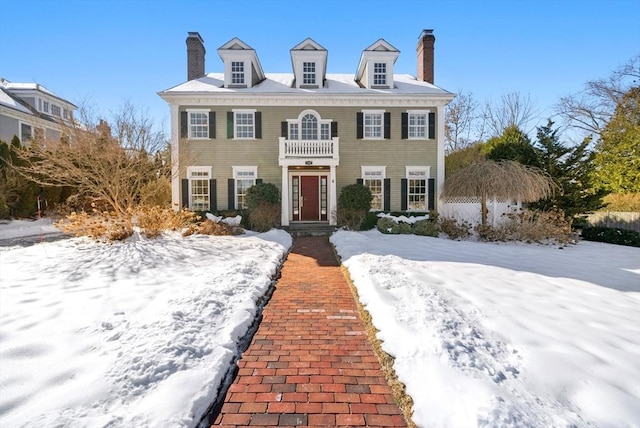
300;176;319;221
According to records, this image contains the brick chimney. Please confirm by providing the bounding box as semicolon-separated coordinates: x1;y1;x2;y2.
186;32;206;81
417;29;435;84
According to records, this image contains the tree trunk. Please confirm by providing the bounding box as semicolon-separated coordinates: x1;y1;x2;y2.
481;192;488;227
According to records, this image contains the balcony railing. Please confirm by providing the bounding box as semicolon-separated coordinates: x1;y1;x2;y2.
279;137;339;159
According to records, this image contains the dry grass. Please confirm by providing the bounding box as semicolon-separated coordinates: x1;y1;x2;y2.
339;264;416;428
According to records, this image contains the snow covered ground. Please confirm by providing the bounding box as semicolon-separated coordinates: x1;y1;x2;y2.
331;230;640;428
0;220;291;427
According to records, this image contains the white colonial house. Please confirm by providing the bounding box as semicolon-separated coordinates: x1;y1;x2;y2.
159;30;454;226
0;78;76;144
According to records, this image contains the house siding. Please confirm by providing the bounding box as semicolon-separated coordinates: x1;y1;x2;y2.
0;114;20;142
179;105;439;211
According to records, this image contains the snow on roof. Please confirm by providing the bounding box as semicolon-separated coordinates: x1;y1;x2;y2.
0;88;33;114
162;73;452;96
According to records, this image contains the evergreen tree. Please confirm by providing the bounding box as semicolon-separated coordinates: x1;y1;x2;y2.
485;125;540;167
530;120;607;218
592;87;640;193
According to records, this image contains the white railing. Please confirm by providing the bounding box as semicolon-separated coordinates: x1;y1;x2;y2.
279;137;339;159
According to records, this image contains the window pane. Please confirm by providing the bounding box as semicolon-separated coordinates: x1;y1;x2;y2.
232;61;244;84
235;112;254;138
365;178;383;210
301;114;318;140
289;123;299;140
236;178;255;209
364;113;382;138
409;113;427;139
190;179;209;211
408;178;426;210
303;62;316;84
373;63;386;85
189;112;209;138
320;123;329;140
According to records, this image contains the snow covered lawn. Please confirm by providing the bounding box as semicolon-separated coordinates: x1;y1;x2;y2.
0;224;291;427
331;230;640;427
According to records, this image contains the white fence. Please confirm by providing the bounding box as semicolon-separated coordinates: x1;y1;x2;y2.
439;197;521;226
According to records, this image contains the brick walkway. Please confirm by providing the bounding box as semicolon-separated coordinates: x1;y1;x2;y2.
212;236;407;427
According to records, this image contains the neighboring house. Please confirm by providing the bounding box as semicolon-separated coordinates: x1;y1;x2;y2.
159;30;454;226
0;78;76;144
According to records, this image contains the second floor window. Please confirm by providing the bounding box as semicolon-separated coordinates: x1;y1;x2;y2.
235;112;254;139
43;101;49;113
373;63;386;86
364;112;383;139
189;112;209;139
303;62;316;85
231;61;244;84
409;113;427;139
51;104;61;117
301;114;318;140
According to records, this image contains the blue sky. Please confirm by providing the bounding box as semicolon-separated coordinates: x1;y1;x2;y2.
1;0;638;136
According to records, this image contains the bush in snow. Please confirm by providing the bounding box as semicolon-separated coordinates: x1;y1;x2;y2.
183;219;242;236
376;217;413;234
413;219;439;237
581;226;640;247
136;206;199;238
476;209;576;244
249;203;280;233
57;210;133;242
337;184;372;231
246;183;280;211
439;217;472;240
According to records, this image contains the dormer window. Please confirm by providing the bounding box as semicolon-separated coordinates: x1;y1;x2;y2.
290;38;327;89
231;61;245;85
303;62;316;85
217;38;265;89
373;63;386;86
355;39;399;89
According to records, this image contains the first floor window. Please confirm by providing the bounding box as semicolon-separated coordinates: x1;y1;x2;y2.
364;112;383;139
189;110;209;139
362;167;385;210
234;111;254;139
20;123;33;142
409;112;427;139
233;166;257;209
406;167;429;211
188;166;211;211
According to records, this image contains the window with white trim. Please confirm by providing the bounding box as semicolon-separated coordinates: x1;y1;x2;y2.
20;123;33;142
287;110;332;140
409;112;428;139
43;101;49;113
233;166;257;209
51;104;61;117
373;63;386;86
406;167;429;211
63;108;70;120
188;166;211;211
231;61;245;85
362;166;385;211
301;114;318;140
188;110;209;139
364;111;383;139
234;111;255;139
303;62;316;85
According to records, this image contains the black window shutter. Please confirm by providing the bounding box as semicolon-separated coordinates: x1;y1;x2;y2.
428;112;435;139
401;113;408;139
281;122;288;138
228;178;235;210
384;112;391;139
209;112;216;139
180;112;188;138
331;122;338;138
255;112;262;139
428;178;435;211
227;112;234;139
384;178;391;211
210;179;217;211
181;179;189;208
256;178;263;185
400;179;408;211
356;178;364;185
356;112;363;139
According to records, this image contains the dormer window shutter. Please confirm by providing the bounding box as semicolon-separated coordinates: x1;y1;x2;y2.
331;122;338;138
227;112;234;138
401;113;408;139
428;112;435;139
180;112;188;138
255;112;262;139
384;112;391;139
209;112;216;139
356;113;363;139
281;122;288;138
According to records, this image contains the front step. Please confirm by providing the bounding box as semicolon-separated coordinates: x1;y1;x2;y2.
283;223;337;237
